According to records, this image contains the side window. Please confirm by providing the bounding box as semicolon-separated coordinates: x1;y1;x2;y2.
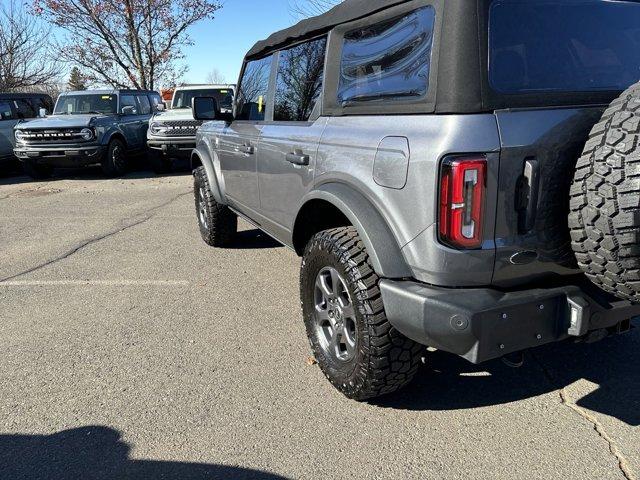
13;99;37;119
236;56;273;121
149;94;162;111
119;95;138;114
137;95;151;114
0;101;12;120
337;6;435;106
274;37;327;122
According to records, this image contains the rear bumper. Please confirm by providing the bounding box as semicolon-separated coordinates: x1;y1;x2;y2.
14;145;105;167
380;279;640;364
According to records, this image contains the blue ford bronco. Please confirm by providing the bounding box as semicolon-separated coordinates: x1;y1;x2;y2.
14;89;162;178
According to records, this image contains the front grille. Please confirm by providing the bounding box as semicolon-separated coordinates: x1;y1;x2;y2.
158;120;202;136
19;128;89;144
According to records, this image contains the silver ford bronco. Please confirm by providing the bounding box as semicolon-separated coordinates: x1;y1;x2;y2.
190;0;640;400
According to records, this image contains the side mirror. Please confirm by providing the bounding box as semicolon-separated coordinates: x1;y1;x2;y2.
121;105;135;115
38;108;48;118
156;102;166;112
192;97;219;121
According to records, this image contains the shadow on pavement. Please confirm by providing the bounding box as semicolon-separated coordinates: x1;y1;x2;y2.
230;229;284;250
0;426;289;480
375;322;640;426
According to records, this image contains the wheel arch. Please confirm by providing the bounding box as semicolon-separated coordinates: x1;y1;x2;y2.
191;146;225;204
293;183;412;279
105;131;128;149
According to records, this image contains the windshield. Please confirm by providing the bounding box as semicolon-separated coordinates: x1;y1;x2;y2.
172;89;234;110
489;0;640;93
54;94;117;115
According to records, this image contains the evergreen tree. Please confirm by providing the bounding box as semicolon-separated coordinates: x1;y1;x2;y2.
68;67;87;91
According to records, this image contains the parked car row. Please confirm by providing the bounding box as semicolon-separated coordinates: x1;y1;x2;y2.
3;84;235;178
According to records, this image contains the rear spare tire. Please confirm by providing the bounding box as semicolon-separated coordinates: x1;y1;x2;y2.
569;80;640;302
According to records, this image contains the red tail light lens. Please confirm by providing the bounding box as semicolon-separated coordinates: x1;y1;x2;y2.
439;156;487;249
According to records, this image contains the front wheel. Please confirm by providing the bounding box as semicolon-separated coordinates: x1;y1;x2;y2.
101;139;128;177
301;227;423;400
193;166;237;247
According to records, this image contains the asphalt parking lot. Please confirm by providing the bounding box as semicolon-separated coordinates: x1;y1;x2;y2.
0;167;639;480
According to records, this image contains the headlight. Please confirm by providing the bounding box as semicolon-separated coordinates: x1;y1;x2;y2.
150;122;168;135
80;128;94;141
15;130;26;142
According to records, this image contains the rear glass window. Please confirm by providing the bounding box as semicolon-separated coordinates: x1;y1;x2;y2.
274;37;327;122
337;6;435;106
237;56;273;121
490;0;640;94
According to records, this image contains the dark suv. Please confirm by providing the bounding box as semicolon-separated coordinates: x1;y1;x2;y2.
191;0;640;400
14;89;162;178
0;93;53;171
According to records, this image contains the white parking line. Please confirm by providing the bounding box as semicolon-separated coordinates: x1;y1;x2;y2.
0;280;190;286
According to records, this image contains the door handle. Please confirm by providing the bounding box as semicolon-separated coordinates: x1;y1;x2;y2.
286;152;310;166
235;144;254;155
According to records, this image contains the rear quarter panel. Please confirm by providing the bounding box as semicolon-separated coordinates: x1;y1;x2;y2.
315;114;501;286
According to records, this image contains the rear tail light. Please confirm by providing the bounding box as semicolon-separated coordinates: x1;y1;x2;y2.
439;156;487;249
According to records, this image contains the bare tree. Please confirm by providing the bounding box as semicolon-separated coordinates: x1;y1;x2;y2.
206;68;227;85
34;0;223;91
289;0;342;19
0;0;60;92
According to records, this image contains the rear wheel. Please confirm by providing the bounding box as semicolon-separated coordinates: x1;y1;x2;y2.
569;80;640;302
101;138;128;177
22;160;52;180
300;227;422;400
193;166;237;247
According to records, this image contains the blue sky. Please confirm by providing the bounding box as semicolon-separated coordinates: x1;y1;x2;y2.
183;0;299;85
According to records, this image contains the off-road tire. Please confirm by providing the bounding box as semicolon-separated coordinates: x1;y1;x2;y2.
149;150;172;175
569;80;640;302
193;166;237;247
101;138;128;177
300;227;422;400
22;160;52;180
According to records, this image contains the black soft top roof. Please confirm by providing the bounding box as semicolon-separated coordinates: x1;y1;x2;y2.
247;0;406;59
245;0;626;114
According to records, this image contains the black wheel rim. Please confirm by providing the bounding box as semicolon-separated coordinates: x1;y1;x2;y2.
112;144;125;170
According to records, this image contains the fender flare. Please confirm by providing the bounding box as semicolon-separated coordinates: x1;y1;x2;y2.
298;183;412;279
191;145;225;204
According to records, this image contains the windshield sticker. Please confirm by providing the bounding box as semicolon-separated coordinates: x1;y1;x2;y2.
258;95;263;113
101;96;112;100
